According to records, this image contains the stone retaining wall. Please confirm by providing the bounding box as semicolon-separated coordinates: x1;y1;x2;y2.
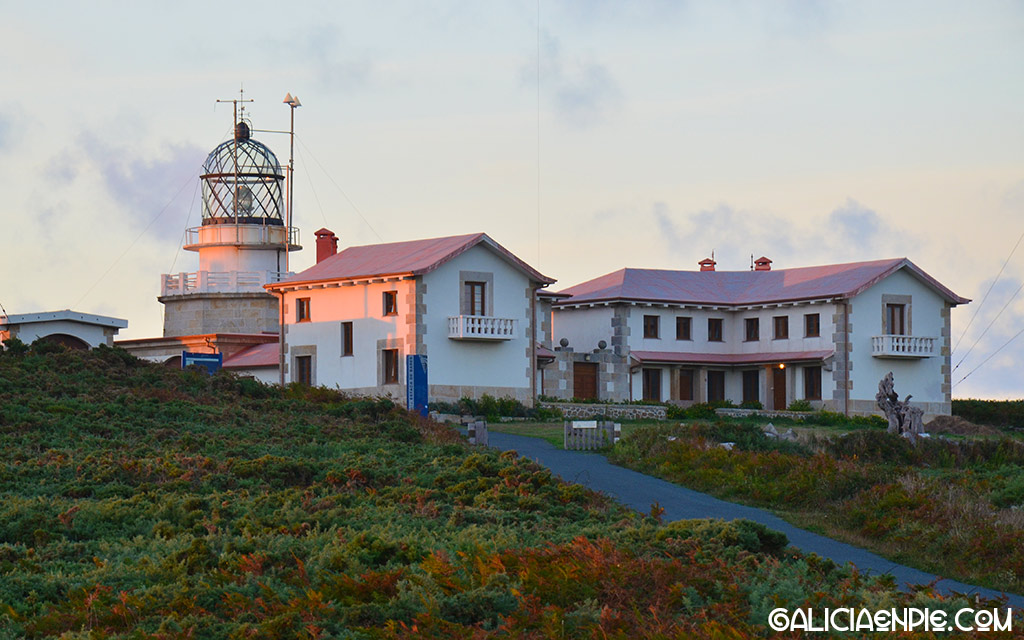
715;408;814;420
540;401;666;420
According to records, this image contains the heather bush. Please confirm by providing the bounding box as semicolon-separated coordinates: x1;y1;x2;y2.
611;421;1024;593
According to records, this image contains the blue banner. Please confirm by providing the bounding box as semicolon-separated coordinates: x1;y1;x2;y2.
182;351;223;375
406;354;428;417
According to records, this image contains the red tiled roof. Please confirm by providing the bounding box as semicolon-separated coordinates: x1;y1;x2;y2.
555;258;969;307
269;233;554;288
536;345;556;360
630;349;834;366
223;342;279;369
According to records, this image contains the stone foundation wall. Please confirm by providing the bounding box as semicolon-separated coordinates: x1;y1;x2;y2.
540;401;666;420
430;384;534;405
160;292;279;337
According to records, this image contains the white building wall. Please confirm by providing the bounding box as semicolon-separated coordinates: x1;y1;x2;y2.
228;367;279;386
848;269;948;409
731;303;836;355
423;244;532;394
551;306;615;354
626;307;734;355
283;279;416;390
8;320;115;348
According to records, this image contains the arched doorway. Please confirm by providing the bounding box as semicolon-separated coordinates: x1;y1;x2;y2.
35;333;90;350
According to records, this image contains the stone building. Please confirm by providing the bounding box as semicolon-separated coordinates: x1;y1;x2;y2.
548;257;968;421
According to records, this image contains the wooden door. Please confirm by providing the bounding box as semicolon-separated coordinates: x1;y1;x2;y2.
678;369;694;401
772;367;787;410
573;362;599;400
641;368;662;402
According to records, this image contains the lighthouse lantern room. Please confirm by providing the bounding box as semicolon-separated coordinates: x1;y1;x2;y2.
159;116;301;337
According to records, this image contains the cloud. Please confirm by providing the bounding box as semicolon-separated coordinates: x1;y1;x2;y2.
0;114;11;151
521;31;622;128
549;0;685;26
77;134;206;241
0;105;26;153
282;24;374;94
652;201;797;266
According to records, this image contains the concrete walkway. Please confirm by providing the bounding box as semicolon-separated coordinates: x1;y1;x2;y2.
488;432;1024;608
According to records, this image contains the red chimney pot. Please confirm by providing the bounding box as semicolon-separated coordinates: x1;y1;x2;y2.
315;228;338;264
754;256;772;271
698;257;717;272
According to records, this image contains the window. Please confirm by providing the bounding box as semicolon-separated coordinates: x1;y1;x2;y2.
642;368;662;402
643;315;660;339
805;313;820;338
383;349;399;384
341;322;353;357
296;298;311;323
745;318;759;342
707;371;725;402
742;370;759;404
383;291;398;316
679;369;694;401
296;355;312;386
773;316;789;340
886;304;906;335
676;316;692;341
465;281;486;316
804;366;822;401
708;318;723;342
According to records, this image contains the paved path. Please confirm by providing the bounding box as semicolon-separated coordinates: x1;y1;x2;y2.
487;432;1024;608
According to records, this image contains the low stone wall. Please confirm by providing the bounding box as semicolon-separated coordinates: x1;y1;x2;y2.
540;401;666;420
715;408;814;420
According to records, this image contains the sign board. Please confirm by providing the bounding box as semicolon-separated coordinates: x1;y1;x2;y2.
572;420;598;429
406;354;428;417
182;351;223;375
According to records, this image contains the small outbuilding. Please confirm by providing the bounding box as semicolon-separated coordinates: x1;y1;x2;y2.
0;310;128;350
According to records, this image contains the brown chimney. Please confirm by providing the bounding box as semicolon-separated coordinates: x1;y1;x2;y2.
315;228;338;264
698;257;717;272
754;256;772;271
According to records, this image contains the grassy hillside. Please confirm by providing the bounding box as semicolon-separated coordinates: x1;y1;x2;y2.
0;343;1001;638
609;422;1024;594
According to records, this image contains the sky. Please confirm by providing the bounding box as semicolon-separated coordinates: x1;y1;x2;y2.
1;0;1022;398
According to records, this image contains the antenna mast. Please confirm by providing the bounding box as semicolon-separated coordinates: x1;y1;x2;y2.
216;86;254;224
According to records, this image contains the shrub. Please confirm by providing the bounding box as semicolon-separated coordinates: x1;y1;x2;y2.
740;400;763;410
954;398;1024;429
0;336;29;356
787;399;813;412
658;518;789;556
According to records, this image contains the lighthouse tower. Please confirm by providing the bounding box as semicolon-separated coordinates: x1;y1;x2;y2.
159;121;301;336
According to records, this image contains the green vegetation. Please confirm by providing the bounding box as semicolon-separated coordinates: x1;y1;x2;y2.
0;345;1004;637
610;421;1024;594
430;395;562;422
954;398;1024;430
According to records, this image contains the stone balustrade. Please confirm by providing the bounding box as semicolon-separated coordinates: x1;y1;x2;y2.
447;315;517;341
871;335;937;358
160;270;292;296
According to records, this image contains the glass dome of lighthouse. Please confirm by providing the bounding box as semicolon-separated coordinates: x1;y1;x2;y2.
200;122;285;226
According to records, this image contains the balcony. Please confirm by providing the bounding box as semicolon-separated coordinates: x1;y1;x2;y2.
871;335;938;359
448;315;517;341
160;270;293;297
183;225;301;250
